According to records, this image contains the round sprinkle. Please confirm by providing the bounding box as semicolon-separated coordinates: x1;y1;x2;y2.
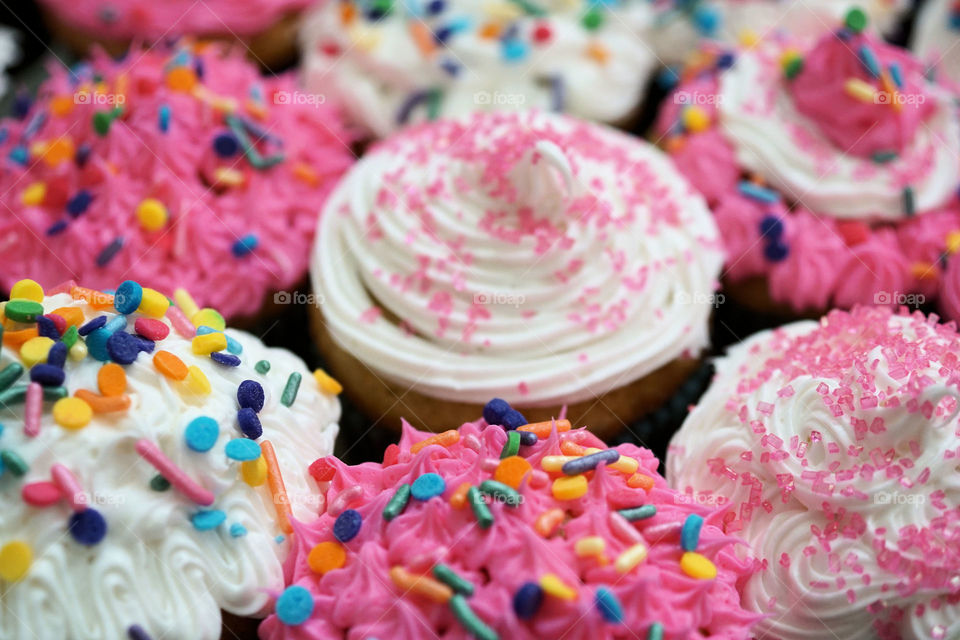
78;315;106;336
10;279;43;302
114;280;143;314
237;380;265;411
225;438;261;461
150;474;171;491
184;416;219;452
53;397;93;430
5;299;44;323
237;407;263;439
501;408;528;429
20;337;55;367
551;474;588;500
681;105;710;133
500;430;521;458
241;457;267;486
681;514;704;552
106;331;140;365
494;456;532;489
595;587;623;623
192;308;225;331
382;483;411;521
154;350;188;380
680;551;717;579
275;585;314;626
213;131;240;157
191;509;227;531
333;509;362;542
68;508;107;545
255;360;271;374
30;363;64;387
482;397;510;425
134;317;169;341
232;234;259;257
307;541;347;575
138;288;169;318
513;582;543;620
411;472;446;501
22;481;62;506
844;7;867;33
0;541;32;581
97;363;127;396
229;523;247;538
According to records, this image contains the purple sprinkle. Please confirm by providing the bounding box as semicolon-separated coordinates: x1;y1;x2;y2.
30;363;65;387
46;220;68;235
237;380;265;412
47;341;68;368
36;315;61;340
78;315;107;336
561;449;620;475
106;331;140;365
237;407;263;439
211;352;241;367
96;237;125;267
133;335;155;354
127;625;152;640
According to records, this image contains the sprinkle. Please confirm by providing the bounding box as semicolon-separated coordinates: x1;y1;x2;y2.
106;331;140;365
500;408;527;429
232;234;259;257
4;300;44;323
680;551;717;579
135;439;214;506
478;479;521;506
0;541;33;581
24;382;42;437
154;351;188;380
737;181;779;203
0;363;24;391
493;456;532;489
412;472;446;500
844;78;877;103
449;594;497;640
308;541;347;575
433;563;474;596
149;475;170;491
262;440;292;533
681;106;710;133
534;508;564;537
518;430;537;446
10;279;43;302
52;396;93;430
192;332;227;355
68;508;107;545
184;366;211;395
0;450;28;476
540;573;576;600
78;316;107;336
241;457;267;486
595;587;623;623
648;622;665;640
280;372;302;407
390;565;453;603
552;474;588;500
237;380;265;411
114;281;143;315
858;44;881;79
237;408;263;439
467;486;493;528
275;585;314;626
158;103;171;131
61;326;79;350
210;352;240;367
191;510;226;531
192;308;225;331
256;360;271;374
46;342;67;368
225;438;261;461
96;237;125;266
410;429;459;454
903;185;915;216
74;389;130;414
137;288;169;318
619;505;657;521
681;514;704;551
574;536;606;558
500;430;521;458
615;543;649;573
21;481;61;507
561;449;619;475
383;483;411;520
844;7;867;33
781;50;803;79
483;397;511;424
513;582;543;619
173;288;200;319
96;363;126;397
516;418;570;438
450;482;471;509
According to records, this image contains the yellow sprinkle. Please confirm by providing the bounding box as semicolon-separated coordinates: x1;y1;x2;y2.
738;28;760;47
52;397;93;430
241;457;268;486
138;288;170;318
20;337;55;367
539;573;577;600
192;332;227;355
350;25;381;52
313;369;343;395
584;447;638;474
681;106;710;133
844;78;877;103
0;541;33;582
540;455;578;472
213;167;245;187
680;551;717;579
615;543;648;573
485;0;523;20
184;365;211;395
551;475;588;500
192;308;225;332
574;536;606;558
10;279;44;302
946;230;960;255
20;182;47;206
136;198;169;232
69;341;88;361
173;288;200;319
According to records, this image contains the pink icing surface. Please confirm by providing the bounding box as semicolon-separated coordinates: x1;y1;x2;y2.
259;420;761;639
0;43;353;320
36;0;310;39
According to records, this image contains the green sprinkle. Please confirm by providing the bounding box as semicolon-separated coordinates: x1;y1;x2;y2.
43;386;68;401
255;360;271;374
581;7;603;30
0;363;25;392
507;0;545;16
904;186;915;217
619;505;657;521
449;594;498;640
478;480;521;507
648;622;664;640
871;150;898;164
500;430;520;459
467;486;493;529
0;450;28;476
280;372;302;407
844;7;867;33
0;385;28;406
371;0;393;15
62;325;79;350
92;110;114;136
382;483;411;521
426;89;442;121
4;300;44;323
225;115;285;170
783;56;803;80
433;563;474;596
150;474;171;491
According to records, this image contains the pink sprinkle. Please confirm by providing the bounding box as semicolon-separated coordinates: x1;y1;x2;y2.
24;382;42;438
166;306;195;338
328;485;363;516
21;481;62;507
846;589;857;604
608;512;644;544
50;463;87;512
757;401;774;415
135;439;214;506
779;553;791;568
778;385;795;397
517;382;529;396
360;307;382;323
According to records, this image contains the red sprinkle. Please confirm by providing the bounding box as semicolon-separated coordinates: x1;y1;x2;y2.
309;456;337;482
383;443;401;467
134;317;170;341
22;481;63;507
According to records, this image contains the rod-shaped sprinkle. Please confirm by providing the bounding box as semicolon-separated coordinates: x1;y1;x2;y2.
449;594;498;640
262;440;292;533
467;486;494;529
478;480;521;507
135;439;215;506
432;563;474;596
24;382;42;437
389;566;452;603
561;449;620;475
50;463;87;512
619;505;657;522
383;483;411;521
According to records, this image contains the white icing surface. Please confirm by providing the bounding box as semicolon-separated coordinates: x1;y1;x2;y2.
0;28;18;98
912;0;960;86
0;293;339;640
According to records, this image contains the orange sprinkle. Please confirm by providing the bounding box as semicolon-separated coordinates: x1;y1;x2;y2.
664;136;686;154
535;508;565;537
153;350;189;381
627;473;655;491
42;137;75;166
3;327;38;348
262;440;292;534
409;22;436;57
340;2;357;23
97;363;127;396
517;419;571;439
74;389;131;413
450;482;471;509
245;98;266;120
586;42;610;64
389;566;453;603
494;456;533;489
51;307;84;327
478;22;501;39
50;95;74;117
410;429;460;455
71;287;114;310
292;162;319;186
912;262;937;281
559;440;586;456
166;67;197;92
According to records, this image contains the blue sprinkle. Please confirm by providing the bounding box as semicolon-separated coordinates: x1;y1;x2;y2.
237;380;265;412
692;5;720;36
75;143;92;166
518;430;538;446
158;104;171;132
619;505;657;521
105;315;128;334
237;407;263;439
66;190;94;217
502;39;529;62
738;181;779;204
133;335;155;354
232;234;259;257
229;523;247;537
513;582;543;619
758;214;784;239
47;342;67;368
858;44;881;79
501;409;528;430
211;352;241;366
114;280;143;314
12;93;31;119
96;237;125;267
888;62;904;89
69;508;107;545
225;438;261;461
482;398;510;425
764;240;790;263
411;472;446;501
440;58;460;76
224;333;242;355
30;364;65;387
36;315;60;340
333;509;362;542
213;131;239;157
426;0;445;14
106;331;140;365
127;624;152;640
595;587;624;623
191;510;227;531
716;51;736;70
681;513;704;551
47;220;69;235
275;535;285;544
562;449;620;475
85;328;112;361
9;146;28;165
185;416;219;452
275;585;314;626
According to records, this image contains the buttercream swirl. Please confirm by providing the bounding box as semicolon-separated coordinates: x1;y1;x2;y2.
912;0;960;87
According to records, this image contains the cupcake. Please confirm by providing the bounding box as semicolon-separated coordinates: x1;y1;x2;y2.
0;277;341;639
912;0;960;86
310;110;723;439
260;411;760;638
37;0;309;68
650;0;909;65
0;42;353;324
299;0;657;138
0;27;18;99
655;10;960;317
668;306;960;639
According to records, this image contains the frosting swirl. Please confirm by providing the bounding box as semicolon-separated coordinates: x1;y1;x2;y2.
911;0;960;87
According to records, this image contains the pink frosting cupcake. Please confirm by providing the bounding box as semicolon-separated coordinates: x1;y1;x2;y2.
258;405;761;639
655;9;960;318
0;42;353;322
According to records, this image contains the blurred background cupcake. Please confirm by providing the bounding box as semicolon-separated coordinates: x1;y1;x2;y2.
310;109;723;441
0;41;354;325
668;305;960;639
299;0;658;139
912;0;960;85
0;277;340;639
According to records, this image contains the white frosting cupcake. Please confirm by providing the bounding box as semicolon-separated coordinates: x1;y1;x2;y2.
299;0;656;138
667;306;960;640
0;28;18;98
912;0;960;85
0;281;339;640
